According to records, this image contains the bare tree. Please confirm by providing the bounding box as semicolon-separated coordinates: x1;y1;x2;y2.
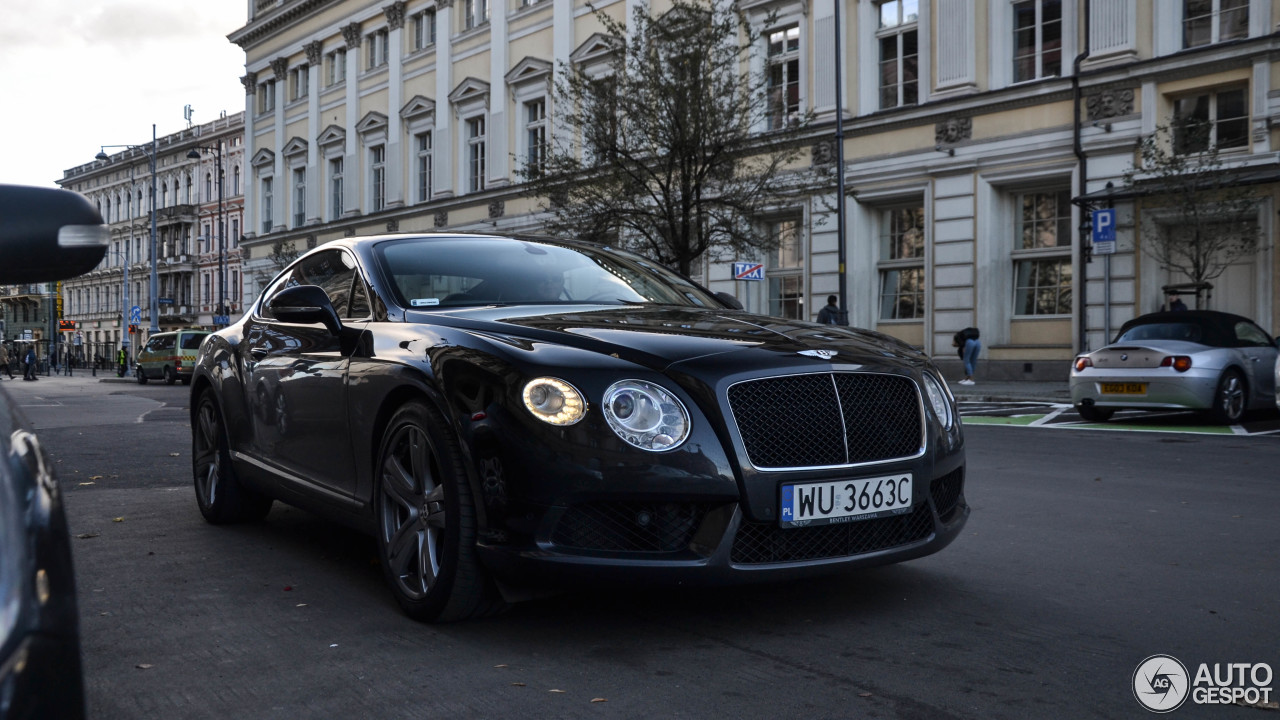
1123;122;1264;289
520;0;816;276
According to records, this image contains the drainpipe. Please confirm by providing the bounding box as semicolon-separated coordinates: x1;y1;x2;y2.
1072;2;1092;353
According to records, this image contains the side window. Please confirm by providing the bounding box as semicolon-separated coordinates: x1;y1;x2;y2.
1234;321;1272;348
260;250;359;319
348;276;371;318
160;336;177;351
145;337;165;352
257;269;299;320
180;333;207;350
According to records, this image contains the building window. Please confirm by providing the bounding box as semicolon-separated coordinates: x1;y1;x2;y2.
325;48;346;87
413;9;436;50
463;0;489;29
1012;0;1062;83
258;79;276;113
205;173;212;199
292;167;306;227
766;219;804;320
233;166;240;196
1012;190;1072;316
261;177;274;234
367;29;389;70
415;132;433;203
329;157;344;221
766;25;800;130
370;145;386;211
524;99;547;176
231;218;239;244
877;0;918;109
467;116;486;193
291;64;309;101
877;205;925;320
203;274;211;304
1173;87;1248;154
1184;0;1248;48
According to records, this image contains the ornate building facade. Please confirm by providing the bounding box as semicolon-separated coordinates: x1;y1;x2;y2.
57;113;247;360
231;0;1280;379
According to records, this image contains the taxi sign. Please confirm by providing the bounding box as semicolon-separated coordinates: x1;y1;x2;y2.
733;262;764;281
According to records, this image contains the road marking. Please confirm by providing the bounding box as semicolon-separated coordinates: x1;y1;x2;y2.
1028;405;1071;427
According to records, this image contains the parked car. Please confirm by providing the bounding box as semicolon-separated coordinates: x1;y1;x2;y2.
190;233;967;622
0;184;108;720
135;329;210;385
1070;310;1279;423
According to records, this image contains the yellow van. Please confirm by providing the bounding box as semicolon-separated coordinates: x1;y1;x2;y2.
135;330;210;385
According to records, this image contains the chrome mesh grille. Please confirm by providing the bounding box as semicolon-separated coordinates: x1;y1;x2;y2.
727;373;922;469
730;503;933;564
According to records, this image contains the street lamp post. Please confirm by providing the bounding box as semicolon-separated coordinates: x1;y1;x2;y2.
188;142;225;328
97;123;160;350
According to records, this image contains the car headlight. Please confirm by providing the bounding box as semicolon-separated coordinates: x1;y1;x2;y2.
522;377;586;426
602;380;691;451
922;372;955;430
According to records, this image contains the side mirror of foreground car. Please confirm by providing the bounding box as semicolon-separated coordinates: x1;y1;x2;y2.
715;291;744;310
0;184;108;283
268;284;344;335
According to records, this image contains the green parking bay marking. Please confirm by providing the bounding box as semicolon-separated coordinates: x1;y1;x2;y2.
962;415;1043;427
961;414;1237;435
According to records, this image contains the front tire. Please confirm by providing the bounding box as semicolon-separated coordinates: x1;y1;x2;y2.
193;390;272;523
1208;369;1246;424
374;401;504;622
1075;404;1114;422
136;367;148;385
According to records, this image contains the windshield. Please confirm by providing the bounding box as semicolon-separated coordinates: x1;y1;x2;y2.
1115;322;1205;344
375;236;722;309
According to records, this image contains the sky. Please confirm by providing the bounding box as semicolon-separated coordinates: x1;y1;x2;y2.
0;1;249;189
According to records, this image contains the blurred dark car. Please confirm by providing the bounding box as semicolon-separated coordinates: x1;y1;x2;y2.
0;184;108;720
1070;310;1279;423
190;234;967;622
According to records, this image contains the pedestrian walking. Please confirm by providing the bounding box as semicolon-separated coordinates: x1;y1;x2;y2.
117;348;127;377
23;345;37;381
816;295;846;325
0;343;13;379
952;327;981;385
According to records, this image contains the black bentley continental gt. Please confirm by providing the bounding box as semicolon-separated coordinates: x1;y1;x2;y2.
190;234;967;621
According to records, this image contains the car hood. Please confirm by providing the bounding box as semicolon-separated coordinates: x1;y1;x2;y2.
408;305;927;373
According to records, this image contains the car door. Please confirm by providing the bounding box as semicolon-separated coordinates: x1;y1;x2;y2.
1232;320;1278;404
242;249;362;498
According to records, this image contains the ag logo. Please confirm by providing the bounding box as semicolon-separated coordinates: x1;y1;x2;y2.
1133;654;1189;713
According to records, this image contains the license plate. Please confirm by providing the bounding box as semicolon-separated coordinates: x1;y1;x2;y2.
780;474;912;528
1100;382;1147;395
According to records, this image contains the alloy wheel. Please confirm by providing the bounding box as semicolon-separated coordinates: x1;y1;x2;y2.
378;424;446;601
194;399;221;508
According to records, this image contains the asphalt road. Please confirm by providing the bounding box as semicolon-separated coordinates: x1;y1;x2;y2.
8;376;1280;719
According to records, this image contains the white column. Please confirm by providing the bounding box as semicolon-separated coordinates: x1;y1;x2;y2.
812;0;836;115
306;43;322;224
272;62;287;232
434;1;455;198
488;0;509;187
551;0;572;152
1252;58;1271;154
344;34;362;215
387;7;406;208
934;0;974;93
1088;0;1137;58
241;73;258;238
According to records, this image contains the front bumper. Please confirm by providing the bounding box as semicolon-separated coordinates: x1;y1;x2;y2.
475;461;968;587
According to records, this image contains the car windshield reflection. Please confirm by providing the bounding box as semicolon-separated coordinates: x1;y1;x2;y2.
375;236;719;309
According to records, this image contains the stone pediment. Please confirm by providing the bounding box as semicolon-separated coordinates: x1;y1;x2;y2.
316;124;346;148
355;111;389;135
448;77;491;106
505;56;553;86
569;33;620;67
281;136;309;158
250;148;276;168
400;95;436;121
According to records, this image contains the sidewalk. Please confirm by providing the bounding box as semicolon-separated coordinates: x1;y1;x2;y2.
949;380;1071;403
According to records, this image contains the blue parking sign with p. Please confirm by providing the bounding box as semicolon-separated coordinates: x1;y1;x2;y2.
1092;208;1117;255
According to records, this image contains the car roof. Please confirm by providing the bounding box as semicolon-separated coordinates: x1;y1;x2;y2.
1114;310;1262;346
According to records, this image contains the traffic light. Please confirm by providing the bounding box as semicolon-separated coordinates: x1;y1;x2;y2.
128;324;140;334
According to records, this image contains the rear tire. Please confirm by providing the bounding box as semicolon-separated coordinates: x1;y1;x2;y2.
192;390;272;523
374;401;505;622
164;366;177;385
1075;404;1114;422
1208;369;1246;424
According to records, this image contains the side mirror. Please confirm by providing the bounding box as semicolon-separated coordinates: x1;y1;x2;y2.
268;285;343;335
715;291;744;310
0;184;108;283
